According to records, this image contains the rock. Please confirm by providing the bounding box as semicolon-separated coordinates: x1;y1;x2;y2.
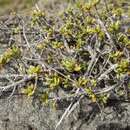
0;95;130;130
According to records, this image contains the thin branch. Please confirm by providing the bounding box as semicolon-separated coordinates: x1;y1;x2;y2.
0;75;34;90
97;64;118;81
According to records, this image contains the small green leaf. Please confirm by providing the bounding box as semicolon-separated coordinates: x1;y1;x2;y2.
27;65;42;75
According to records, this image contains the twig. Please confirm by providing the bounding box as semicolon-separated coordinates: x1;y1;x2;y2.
0;75;34;90
97;64;118;81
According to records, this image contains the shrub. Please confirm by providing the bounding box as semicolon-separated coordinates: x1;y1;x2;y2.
0;0;130;128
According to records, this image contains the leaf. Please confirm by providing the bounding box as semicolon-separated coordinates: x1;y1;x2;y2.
27;65;42;75
91;94;97;102
74;64;82;72
21;84;35;97
41;92;49;104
